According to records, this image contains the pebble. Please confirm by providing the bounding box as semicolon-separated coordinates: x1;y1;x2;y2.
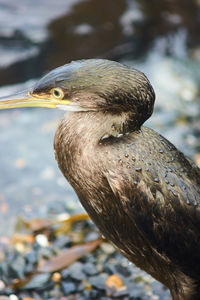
35;234;49;247
24;263;35;275
9;296;18;300
87;289;100;298
67;262;85;282
48;285;63;298
0;213;171;300
129;287;147;299
115;264;132;277
135;167;142;172
53;236;71;249
100;242;115;254
51;272;61;283
23;273;51;290
0;280;6;290
60;269;70;280
106;274;124;290
82;262;98;276
112;288;129;298
39;247;52;259
88;274;108;291
84;231;100;243
25;251;38;265
8;256;26;279
104;264;116;275
61;282;76;295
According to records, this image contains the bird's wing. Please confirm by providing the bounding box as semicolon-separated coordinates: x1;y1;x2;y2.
106;161;200;278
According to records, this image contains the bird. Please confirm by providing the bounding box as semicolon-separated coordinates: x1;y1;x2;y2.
0;59;200;300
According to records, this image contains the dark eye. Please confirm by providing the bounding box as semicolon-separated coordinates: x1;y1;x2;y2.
51;88;64;99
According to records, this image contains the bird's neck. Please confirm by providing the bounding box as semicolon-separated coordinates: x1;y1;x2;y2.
54;110;137;197
57;110;138;145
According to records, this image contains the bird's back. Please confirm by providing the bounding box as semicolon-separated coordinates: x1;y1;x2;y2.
100;126;200;295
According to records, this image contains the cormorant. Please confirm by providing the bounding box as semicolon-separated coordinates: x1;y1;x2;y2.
0;59;200;300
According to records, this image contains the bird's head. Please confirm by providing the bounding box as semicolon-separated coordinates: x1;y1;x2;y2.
0;59;155;126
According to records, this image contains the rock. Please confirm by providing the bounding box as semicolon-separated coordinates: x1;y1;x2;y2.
23;273;51;290
53;236;71;249
8;296;18;300
60;269;70;280
0;280;6;290
84;232;100;243
61;282;76;295
82;262;98;276
111;288;129;298
7;256;26;279
35;234;49;248
25;251;38;265
84;289;101;299
100;242;115;255
115;264;132;277
88;274;108;291
103;264;116;275
67;262;85;282
129;286;147;299
48;285;63;298
24;263;35;275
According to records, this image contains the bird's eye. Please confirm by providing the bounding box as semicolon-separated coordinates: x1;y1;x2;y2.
51;88;64;99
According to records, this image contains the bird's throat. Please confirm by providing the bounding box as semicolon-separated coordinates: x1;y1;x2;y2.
61;110;135;145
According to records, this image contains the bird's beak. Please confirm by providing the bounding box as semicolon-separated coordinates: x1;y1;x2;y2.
0;89;73;110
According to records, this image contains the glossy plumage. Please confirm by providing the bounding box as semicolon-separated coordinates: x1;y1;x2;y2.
1;59;200;300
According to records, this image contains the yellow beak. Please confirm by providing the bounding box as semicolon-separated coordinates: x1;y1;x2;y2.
0;89;73;110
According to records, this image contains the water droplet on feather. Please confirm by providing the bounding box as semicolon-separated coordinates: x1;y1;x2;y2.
154;178;160;183
135;167;142;172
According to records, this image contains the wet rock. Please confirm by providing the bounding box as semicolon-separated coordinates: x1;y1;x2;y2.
23;273;51;290
8;295;18;300
82;262;98;276
35;234;49;247
67;262;85;282
24;251;38;275
53;236;71;249
68;261;83;275
111;288;129;298
38;247;53;260
48;285;63;298
85;289;101;299
0;280;5;291
7;256;25;279
88;274;108;291
0;287;12;296
25;250;38;265
103;264;116;275
77;282;84;292
24;263;35;275
129;285;147;299
61;282;76;295
84;231;100;243
100;242;115;254
60;269;70;280
151;281;170;298
70;270;85;282
115;264;132;277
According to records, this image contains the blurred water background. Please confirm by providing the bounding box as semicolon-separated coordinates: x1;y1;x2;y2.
0;0;200;237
